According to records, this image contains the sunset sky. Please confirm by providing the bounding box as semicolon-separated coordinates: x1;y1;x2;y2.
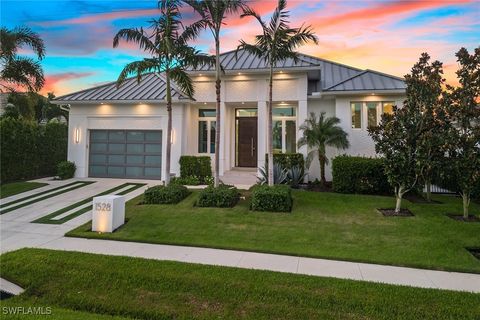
2;0;479;96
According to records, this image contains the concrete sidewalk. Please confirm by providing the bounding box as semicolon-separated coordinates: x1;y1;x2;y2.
38;237;480;293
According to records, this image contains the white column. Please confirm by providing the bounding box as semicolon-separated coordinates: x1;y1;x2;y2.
68;114;88;178
297;99;308;180
170;104;184;178
257;100;267;176
219;101;226;176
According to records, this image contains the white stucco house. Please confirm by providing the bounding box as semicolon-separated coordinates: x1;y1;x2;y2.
52;50;406;182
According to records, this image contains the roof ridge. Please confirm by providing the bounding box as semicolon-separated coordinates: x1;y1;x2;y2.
297;53;364;72
324;70;369;91
363;69;405;81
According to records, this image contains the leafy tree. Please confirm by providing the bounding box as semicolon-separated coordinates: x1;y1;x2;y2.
237;0;317;186
442;47;480;219
0;26;45;92
298;112;349;185
184;0;246;187
113;0;212;185
406;53;447;202
3;92;67;122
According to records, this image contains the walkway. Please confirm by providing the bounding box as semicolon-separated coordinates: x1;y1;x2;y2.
38;237;480;293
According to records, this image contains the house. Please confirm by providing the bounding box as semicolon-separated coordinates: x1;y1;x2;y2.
52;50;406;181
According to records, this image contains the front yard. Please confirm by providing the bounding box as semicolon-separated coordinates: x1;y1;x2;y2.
1;249;479;320
0;181;48;199
68;190;480;273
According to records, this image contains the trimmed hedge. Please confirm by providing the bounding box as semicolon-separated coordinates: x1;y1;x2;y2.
265;153;305;171
0;118;67;182
179;156;212;184
332;155;391;195
143;184;190;204
251;185;292;212
197;184;240;208
57;161;76;180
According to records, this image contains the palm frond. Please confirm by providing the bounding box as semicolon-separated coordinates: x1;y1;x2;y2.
11;26;45;59
113;28;156;53
170;67;195;99
0;56;44;91
116;59;158;88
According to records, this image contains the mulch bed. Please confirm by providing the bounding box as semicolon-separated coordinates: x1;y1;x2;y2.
378;208;414;217
303;181;333;193
466;248;480;261
446;214;480;222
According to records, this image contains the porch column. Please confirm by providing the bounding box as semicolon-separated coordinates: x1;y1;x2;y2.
297;99;308;181
219;101;226;176
257;100;267;176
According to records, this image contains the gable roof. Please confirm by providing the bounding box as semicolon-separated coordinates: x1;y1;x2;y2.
324;69;406;92
53;73;187;103
188;48;320;72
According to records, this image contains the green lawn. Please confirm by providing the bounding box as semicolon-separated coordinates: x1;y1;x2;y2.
67;190;480;273
1;249;479;320
0;181;48;199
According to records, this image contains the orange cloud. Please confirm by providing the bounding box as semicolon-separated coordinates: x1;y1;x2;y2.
41;72;95;95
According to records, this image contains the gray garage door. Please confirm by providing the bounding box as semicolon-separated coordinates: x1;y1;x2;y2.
89;130;162;179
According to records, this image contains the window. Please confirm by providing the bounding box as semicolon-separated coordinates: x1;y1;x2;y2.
198;109;216;154
273;106;296;153
366;102;379;128
351;102;362;128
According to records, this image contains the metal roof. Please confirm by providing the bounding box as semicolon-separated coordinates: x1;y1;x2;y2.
324;70;406;92
187;49;320;72
53;73;187;102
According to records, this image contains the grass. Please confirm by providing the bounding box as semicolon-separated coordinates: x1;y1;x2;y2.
1;248;479;320
68;190;480;273
0;181;48;199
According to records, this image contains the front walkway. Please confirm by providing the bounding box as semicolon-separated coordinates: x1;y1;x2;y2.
1;177;480;294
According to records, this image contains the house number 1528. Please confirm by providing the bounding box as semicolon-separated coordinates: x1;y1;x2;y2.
95;203;111;212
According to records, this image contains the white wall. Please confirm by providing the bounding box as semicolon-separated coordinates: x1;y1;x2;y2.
68;102;185;180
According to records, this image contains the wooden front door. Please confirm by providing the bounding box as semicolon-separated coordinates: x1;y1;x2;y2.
237;117;257;167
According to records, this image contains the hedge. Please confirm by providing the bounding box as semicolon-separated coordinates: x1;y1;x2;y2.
179;156;212;184
196;184;240;208
143;184;190;204
0;118;67;182
332;155;391;195
265;153;304;171
251;185;292;212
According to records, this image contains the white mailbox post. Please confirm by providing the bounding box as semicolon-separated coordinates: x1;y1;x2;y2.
92;195;125;233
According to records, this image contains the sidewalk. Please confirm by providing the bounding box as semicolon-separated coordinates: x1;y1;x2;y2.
38;237;480;293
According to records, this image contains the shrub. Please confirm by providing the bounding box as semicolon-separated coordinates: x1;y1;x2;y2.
287;166;307;188
56;161;76;180
197;184;239;208
258;163;288;185
265;153;305;171
179;156;212;184
332;155;391;194
251;185;292;212
171;175;201;186
144;184;190;204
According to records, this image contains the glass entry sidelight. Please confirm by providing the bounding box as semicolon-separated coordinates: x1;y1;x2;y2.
235;109;257;167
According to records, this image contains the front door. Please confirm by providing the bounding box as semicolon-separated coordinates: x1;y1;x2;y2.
237;117;257;167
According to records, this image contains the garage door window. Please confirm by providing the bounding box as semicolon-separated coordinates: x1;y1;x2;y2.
89;130;162;179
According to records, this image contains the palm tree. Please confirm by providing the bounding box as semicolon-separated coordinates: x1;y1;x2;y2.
298;112;349;185
183;0;247;187
113;0;212;185
237;0;317;186
0;26;45;92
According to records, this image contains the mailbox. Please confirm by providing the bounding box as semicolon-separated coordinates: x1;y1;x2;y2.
92;195;125;232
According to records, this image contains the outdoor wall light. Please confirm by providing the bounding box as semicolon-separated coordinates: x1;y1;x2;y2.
74;128;80;144
171;129;175;144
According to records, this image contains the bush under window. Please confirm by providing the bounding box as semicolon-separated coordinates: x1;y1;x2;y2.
179;156;212;184
197;184;239;208
144;184;190;204
251;185;292;212
332;155;391;194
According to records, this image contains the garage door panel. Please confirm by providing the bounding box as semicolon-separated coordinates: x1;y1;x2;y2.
89;130;162;179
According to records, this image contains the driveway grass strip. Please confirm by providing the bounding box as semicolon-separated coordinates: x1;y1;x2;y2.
0;181;48;199
1;181;81;207
33;183;145;224
0;181;95;215
1;248;479;320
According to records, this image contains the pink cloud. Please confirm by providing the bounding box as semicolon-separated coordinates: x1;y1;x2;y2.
41;72;95;95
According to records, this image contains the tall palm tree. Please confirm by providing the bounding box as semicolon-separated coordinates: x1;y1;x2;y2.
113;0;212;185
0;26;45;92
237;0;317;186
298;112;350;185
183;0;247;187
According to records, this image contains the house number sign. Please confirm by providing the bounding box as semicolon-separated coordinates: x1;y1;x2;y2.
95;202;112;212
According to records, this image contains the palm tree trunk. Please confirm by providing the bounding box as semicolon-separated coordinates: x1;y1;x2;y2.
319;154;326;185
165;72;172;185
214;36;221;188
267;64;274;186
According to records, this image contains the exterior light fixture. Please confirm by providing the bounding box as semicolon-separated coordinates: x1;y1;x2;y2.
204;102;207;105
170;129;175;144
238;72;242;75
199;74;202;76
241;102;245;104
75;128;80;144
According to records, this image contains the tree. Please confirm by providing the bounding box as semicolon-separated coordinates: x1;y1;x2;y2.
184;0;247;187
113;0;212;185
442;47;480;219
0;26;45;92
406;53;447;202
298;112;349;185
237;0;317;186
